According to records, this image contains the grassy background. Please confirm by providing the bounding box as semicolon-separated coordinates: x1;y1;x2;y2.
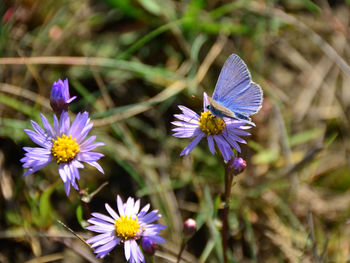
1;0;350;262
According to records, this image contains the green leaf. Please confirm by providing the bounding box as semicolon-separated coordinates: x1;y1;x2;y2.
252;149;279;164
0;118;29;142
39;183;57;227
105;0;145;18
0;93;37;116
289;128;323;147
137;0;161;16
76;205;84;227
5;211;23;226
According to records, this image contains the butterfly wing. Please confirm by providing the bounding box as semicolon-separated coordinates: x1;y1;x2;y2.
212;54;263;119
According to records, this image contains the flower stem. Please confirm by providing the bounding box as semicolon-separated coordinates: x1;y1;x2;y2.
222;164;234;263
76;181;91;218
176;239;187;263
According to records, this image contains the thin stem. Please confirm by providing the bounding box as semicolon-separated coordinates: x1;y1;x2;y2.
176;239;187;263
76;181;91;218
56;220;91;248
308;211;321;263
222;164;234;263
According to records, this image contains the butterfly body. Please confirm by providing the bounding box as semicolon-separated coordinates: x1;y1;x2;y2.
208;54;263;126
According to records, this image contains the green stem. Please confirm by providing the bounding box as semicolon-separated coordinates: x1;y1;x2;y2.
222;164;234;263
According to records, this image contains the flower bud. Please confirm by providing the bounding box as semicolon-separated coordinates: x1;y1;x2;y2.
183;218;197;237
50;78;77;114
228;157;246;175
141;237;156;256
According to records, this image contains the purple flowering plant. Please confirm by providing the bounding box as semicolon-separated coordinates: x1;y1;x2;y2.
172;54;263;263
21;78;104;195
172;92;251;162
86;195;166;261
20;111;104;195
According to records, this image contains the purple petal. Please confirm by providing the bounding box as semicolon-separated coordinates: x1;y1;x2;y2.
144;235;165;244
66;96;77;103
77;152;104;162
229;128;251;137
214;135;233;162
222;131;241;153
171;121;198;128
64;181;70;196
23;147;50;155
85;161;104;174
225;129;248;144
129;240;143;263
124;240;131;261
178;105;200;120
24;129;51;149
125;197;137;217
93;238;119;254
22;160;51;177
117;195;125;217
180;133;205;156
87;225;112;233
79;135;96;147
173;114;199;124
71;159;84;169
80;142;105;152
69;112;89;139
59;111;70;135
30;120;46;139
88;218;115;229
90;235;116;248
91;212;115;224
86;232;113;244
207;136;215;155
132;199;140;215
58;165;68;183
63;163;72;182
139;210;161;225
40;114;55;138
138;204;150;217
53;114;59;135
203;92;209;110
105;203;119;220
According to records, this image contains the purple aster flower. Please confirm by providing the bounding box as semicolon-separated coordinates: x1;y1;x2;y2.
50;78;77;114
20;111;104;195
172;92;251;162
86;195;166;261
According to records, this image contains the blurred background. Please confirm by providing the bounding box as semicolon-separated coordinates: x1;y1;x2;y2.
1;0;350;262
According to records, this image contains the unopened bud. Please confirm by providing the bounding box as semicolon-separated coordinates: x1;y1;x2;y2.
141;237;156;256
50;78;77;115
228;157;246;175
183;218;197;237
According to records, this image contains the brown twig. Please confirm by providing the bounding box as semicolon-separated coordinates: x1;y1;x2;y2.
56;220;91;248
0;82;51;110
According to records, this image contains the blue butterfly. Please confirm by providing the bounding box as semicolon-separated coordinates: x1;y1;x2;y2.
207;54;263;126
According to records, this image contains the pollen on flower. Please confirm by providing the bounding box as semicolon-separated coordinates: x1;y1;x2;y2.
51;134;80;163
115;216;140;240
199;111;226;135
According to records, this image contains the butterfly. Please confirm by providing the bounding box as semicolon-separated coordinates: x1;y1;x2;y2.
207;54;263;126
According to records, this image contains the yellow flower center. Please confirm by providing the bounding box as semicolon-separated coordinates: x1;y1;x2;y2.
51;134;80;164
199;111;226;135
115;216;140;240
